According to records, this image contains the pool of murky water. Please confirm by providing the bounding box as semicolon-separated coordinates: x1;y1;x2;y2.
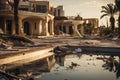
7;54;120;80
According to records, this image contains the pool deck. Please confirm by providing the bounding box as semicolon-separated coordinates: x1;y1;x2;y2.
0;37;120;66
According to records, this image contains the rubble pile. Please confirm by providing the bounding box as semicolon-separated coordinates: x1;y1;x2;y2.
0;34;34;48
0;39;12;49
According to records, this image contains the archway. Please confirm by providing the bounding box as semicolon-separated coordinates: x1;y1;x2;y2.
24;22;30;35
63;26;66;33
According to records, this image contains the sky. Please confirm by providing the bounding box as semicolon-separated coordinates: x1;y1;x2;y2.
48;0;114;17
39;0;117;26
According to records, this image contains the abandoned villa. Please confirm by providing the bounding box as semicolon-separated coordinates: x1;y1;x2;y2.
0;0;99;37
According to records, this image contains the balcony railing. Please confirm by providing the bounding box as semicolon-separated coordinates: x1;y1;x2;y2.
0;4;11;10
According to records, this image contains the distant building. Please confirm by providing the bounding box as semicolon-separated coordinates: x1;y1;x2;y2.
54;15;84;37
19;0;30;11
0;0;54;36
54;5;64;17
0;0;11;10
0;0;99;37
29;1;54;15
83;18;99;34
54;14;99;36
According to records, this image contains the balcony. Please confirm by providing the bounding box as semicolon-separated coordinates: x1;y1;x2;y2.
0;4;11;11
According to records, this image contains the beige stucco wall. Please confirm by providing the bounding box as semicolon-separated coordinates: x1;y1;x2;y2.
0;9;54;36
83;18;99;34
23;18;43;35
30;1;54;14
0;16;16;35
54;20;84;36
83;18;99;28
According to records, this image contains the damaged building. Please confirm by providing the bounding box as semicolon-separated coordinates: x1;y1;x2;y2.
0;0;54;36
0;0;99;37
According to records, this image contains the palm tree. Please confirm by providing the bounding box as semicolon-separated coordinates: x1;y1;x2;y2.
7;0;20;34
100;4;117;33
115;0;120;34
14;0;20;34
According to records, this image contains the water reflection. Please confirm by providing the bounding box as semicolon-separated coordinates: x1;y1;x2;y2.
56;55;65;66
3;54;120;80
6;55;56;80
101;55;120;79
56;54;82;67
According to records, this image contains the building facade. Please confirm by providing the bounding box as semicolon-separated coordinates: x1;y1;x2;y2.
83;18;99;34
0;0;99;37
54;5;64;17
54;15;84;37
54;15;99;37
0;0;54;36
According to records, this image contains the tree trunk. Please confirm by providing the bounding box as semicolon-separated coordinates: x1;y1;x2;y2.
110;16;115;33
118;12;120;35
14;0;19;34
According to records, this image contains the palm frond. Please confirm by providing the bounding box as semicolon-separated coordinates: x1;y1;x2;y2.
101;4;118;18
101;6;109;11
101;10;109;13
107;4;113;14
100;14;108;19
115;0;120;11
113;5;118;14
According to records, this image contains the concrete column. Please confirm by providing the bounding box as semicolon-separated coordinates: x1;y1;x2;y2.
42;20;49;36
12;20;16;34
66;24;69;34
42;20;44;35
39;20;42;34
18;18;24;35
73;24;78;36
4;18;6;33
80;24;84;35
46;55;56;71
73;24;83;37
49;20;54;35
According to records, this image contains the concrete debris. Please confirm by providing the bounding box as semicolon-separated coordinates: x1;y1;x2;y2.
72;48;82;54
0;43;12;49
0;28;4;34
54;46;82;55
74;48;82;53
54;46;70;54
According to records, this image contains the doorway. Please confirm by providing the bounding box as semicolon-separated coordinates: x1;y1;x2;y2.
6;20;12;34
24;22;30;35
69;26;73;34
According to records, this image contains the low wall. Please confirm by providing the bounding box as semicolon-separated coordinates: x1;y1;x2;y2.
62;45;120;56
